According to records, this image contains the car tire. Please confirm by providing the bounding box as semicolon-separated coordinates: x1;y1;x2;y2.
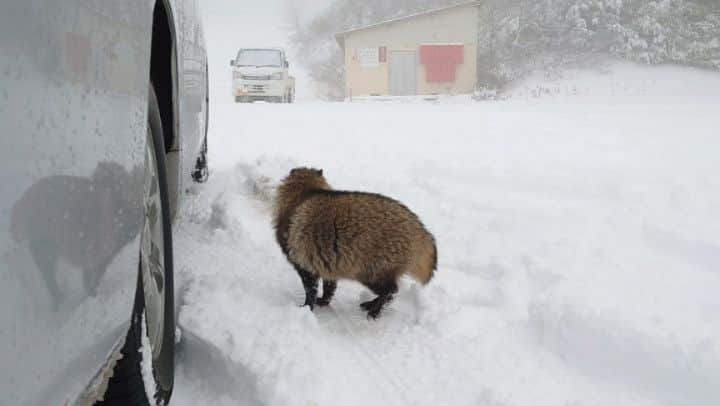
98;83;175;406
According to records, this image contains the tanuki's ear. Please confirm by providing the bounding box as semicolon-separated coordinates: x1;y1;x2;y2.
317;169;323;176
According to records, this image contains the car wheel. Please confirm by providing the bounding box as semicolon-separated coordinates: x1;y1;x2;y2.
98;84;175;406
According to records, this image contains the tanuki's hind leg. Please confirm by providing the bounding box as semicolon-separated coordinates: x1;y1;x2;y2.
316;279;337;307
360;276;398;320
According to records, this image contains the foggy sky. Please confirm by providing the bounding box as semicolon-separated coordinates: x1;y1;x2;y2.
200;0;335;101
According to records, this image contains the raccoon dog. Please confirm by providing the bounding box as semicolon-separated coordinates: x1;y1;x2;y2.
273;167;437;319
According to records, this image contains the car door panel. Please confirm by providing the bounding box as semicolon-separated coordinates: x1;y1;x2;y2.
0;1;155;404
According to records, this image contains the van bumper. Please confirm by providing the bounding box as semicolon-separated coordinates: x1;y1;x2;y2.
233;79;285;98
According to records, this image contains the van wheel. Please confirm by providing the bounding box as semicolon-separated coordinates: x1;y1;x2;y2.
98;84;175;405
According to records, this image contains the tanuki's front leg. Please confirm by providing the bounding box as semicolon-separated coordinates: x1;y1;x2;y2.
316;279;337;307
294;264;318;310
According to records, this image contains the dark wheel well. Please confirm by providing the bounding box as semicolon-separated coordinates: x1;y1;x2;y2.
151;1;176;153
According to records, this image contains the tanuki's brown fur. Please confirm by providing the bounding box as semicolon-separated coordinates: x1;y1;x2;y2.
273;167;436;318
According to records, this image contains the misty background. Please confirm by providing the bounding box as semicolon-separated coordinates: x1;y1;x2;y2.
200;0;334;103
203;0;720;101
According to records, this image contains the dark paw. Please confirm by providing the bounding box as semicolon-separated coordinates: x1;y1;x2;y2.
315;297;331;307
360;299;385;320
359;299;375;311
361;296;393;320
366;307;383;320
300;299;315;311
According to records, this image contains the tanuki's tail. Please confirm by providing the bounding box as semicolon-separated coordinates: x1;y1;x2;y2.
409;234;437;285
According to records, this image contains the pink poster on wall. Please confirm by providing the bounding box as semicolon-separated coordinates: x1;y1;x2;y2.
419;44;464;83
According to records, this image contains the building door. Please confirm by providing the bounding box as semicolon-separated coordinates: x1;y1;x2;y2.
389;51;417;96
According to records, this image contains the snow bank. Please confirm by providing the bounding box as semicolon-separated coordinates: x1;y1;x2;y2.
504;60;720;104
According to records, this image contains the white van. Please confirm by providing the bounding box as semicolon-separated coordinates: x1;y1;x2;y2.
231;48;296;103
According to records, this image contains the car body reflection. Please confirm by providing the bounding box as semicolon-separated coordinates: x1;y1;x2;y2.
11;162;143;307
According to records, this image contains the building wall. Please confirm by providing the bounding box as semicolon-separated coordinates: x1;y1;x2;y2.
343;4;479;97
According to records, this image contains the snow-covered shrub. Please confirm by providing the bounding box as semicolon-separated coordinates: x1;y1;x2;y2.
472;85;499;101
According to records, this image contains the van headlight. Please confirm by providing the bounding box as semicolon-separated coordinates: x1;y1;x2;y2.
270;72;284;80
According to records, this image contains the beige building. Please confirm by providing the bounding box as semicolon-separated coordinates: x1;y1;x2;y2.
336;1;482;98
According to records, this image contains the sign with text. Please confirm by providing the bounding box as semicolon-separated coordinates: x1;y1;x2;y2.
355;47;380;68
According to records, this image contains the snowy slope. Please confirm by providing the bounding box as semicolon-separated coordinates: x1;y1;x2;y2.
170;62;720;406
503;60;720;104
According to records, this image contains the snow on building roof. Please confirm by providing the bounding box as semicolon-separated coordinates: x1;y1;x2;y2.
334;1;482;48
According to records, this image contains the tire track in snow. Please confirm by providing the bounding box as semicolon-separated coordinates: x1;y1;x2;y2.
317;305;415;406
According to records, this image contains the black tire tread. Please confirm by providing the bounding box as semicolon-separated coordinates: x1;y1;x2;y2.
95;308;150;405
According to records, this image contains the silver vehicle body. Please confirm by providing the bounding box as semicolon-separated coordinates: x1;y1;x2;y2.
0;0;207;404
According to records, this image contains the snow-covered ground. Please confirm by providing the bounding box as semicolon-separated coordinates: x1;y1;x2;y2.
170;62;720;405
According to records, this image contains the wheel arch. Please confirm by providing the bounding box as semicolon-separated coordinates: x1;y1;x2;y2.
151;0;181;218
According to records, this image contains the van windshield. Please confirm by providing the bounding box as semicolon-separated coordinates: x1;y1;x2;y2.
235;49;283;67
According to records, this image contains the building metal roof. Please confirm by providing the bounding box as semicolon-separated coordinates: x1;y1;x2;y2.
335;1;482;47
